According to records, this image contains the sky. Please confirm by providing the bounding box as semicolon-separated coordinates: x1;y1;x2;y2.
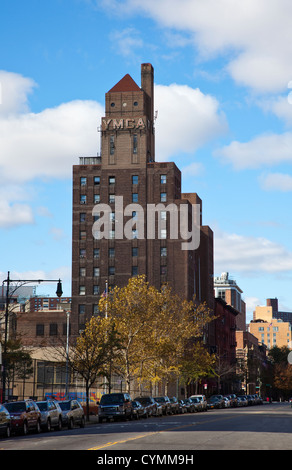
1;0;292;322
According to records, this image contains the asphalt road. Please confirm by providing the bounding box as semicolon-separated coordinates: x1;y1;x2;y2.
1;402;291;452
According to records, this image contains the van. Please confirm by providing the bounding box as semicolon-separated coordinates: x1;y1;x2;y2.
98;393;133;422
189;394;208;411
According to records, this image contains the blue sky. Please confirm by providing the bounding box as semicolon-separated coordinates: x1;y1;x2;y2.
1;0;292;322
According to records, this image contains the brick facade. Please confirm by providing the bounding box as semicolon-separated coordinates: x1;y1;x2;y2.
71;64;214;336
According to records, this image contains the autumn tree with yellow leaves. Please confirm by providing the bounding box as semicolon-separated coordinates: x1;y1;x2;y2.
98;275;215;395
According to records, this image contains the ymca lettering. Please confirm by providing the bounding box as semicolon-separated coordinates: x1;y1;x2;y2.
102;117;146;130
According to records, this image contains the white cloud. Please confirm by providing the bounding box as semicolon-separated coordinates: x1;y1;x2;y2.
0;99;103;182
260;172;292;192
215;230;292;274
215;132;292;170
154;83;227;161
110;27;144;58
0;200;34;228
105;0;292;93
0;70;36;116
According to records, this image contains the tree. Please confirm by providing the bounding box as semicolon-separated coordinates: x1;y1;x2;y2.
3;337;33;399
99;275;215;395
68;316;121;420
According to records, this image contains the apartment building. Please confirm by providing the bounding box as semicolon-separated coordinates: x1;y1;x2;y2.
71;64;214;336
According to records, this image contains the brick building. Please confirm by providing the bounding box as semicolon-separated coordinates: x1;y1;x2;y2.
214;272;246;331
71;63;214;336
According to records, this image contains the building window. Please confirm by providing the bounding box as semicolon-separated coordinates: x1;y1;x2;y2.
160;174;166;184
79;267;86;277
79;286;86;296
160;192;167;202
109;194;115;204
80;177;87;186
160;266;167;276
133;134;138;154
110;136;115;155
132;247;138;257
109;247;115;258
109;266;115;276
93;248;99;258
93;285;100;295
258;327;264;332
50;323;58;336
79;305;85;315
36;324;44;336
80;249;86;258
160;228;167;239
132;193;138;203
160;247;167;257
80;212;86;223
94;194;100;204
132;266;138;276
109;176;115;185
93;267;100;277
132;229;138;239
109;230;115;239
93;304;99;315
80;231;86;240
80;194;86;204
94;176;100;185
132;175;138;185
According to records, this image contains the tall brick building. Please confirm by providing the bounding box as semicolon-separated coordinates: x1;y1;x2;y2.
71;64;213;336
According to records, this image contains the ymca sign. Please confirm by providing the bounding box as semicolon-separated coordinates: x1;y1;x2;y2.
102;117;146;130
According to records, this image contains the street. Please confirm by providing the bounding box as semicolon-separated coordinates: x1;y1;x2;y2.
0;402;291;452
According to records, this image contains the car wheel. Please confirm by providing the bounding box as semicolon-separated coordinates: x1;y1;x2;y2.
23;421;28;435
68;418;74;429
56;417;62;430
5;425;11;438
36;420;41;433
46;419;51;432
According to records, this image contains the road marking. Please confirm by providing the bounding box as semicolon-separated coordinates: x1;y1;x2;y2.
88;415;236;450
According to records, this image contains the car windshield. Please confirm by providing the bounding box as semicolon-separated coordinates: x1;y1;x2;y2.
154;397;164;403
137;398;150;405
4;402;26;412
36;402;48;411
100;394;124;405
59;401;71;411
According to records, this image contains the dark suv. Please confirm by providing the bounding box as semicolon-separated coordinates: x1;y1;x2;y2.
4;400;41;435
98;393;133;422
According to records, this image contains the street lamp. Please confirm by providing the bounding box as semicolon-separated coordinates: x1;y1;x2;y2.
1;271;63;403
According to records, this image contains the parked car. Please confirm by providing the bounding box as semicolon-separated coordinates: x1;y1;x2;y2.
189;397;203;412
227;394;238;407
178;400;188;413
153;399;163;416
209;395;225;408
223;396;231;407
189;394;208;411
207;396;221;409
36;400;63;431
0;404;11;438
4;400;41;435
98;393;133;422
153;396;172;415
134;396;157;417
58;400;85;429
132;400;148;419
237;395;248;406
183;398;195;412
169;397;180;414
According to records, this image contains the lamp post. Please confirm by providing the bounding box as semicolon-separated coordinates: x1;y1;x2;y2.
1;271;62;403
64;308;70;398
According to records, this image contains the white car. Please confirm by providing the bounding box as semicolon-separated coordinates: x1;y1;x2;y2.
189;394;208;411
